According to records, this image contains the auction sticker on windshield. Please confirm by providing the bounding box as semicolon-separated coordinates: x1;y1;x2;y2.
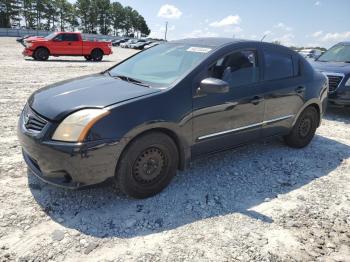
187;47;212;53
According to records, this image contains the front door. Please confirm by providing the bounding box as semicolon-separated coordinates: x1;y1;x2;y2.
192;48;265;157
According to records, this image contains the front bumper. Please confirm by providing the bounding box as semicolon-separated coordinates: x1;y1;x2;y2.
329;87;350;106
18;111;121;189
22;48;34;57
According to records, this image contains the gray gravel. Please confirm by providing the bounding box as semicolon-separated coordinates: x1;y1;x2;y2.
0;37;349;261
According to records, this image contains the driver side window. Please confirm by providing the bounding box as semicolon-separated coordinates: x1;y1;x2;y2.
208;50;259;88
53;34;63;41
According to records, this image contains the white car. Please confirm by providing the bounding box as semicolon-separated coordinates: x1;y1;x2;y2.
299;49;322;59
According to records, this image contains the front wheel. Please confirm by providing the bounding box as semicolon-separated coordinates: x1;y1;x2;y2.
284;106;319;148
116;132;179;199
33;47;49;61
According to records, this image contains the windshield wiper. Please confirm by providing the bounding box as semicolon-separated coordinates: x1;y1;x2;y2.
114;75;151;88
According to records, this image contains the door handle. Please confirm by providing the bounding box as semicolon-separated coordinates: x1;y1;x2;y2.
250;96;264;105
296;86;305;93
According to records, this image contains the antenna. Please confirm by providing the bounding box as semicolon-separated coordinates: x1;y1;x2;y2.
164;21;168;40
261;34;267;42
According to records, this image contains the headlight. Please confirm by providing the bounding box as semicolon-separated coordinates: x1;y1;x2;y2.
345;77;350;87
25;42;33;48
52;109;110;142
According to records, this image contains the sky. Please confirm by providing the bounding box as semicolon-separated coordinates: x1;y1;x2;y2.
78;0;350;48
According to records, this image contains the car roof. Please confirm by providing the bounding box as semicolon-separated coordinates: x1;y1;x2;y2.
170;37;248;47
338;41;350;45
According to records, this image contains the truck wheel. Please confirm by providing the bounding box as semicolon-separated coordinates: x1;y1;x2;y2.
116;132;178;199
34;47;49;61
91;49;103;61
284;106;318;148
84;55;92;61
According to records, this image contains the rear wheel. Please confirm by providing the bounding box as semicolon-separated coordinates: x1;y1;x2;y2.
284;106;318;148
91;49;103;61
84;55;92;61
33;47;49;61
116;132;178;199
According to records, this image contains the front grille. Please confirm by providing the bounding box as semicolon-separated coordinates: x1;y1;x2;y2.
326;75;343;92
23;105;48;132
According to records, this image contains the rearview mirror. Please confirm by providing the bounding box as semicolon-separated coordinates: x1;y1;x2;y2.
199;78;229;94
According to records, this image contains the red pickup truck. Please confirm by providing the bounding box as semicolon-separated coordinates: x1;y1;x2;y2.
22;32;113;61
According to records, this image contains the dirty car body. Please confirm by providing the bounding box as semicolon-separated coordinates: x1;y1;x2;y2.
18;38;328;195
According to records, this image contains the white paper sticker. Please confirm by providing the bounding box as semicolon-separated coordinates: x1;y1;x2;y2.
187;47;212;53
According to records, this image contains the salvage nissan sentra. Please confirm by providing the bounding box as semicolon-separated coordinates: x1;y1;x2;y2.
18;38;328;198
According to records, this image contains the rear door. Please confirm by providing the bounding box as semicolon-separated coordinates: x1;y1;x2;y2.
61;33;81;55
260;47;305;137
192;46;265;156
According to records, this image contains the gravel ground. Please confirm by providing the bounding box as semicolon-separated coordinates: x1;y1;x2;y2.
0;37;349;262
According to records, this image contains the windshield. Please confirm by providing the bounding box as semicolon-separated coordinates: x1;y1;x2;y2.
317;44;350;62
109;43;211;87
45;32;58;40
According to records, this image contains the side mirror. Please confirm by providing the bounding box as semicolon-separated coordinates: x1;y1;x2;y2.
199;78;229;94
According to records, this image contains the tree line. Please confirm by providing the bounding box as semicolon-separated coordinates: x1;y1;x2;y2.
0;0;151;37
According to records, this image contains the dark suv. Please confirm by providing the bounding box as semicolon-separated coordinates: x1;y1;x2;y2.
18;38;328;198
312;41;350;106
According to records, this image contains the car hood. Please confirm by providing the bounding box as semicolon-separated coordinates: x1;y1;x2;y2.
25;36;46;42
28;74;160;121
311;61;350;74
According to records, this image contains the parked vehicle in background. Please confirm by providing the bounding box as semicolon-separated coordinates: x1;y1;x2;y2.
298;49;322;59
312;41;350;107
112;38;129;46
18;38;327;199
22;32;113;61
129;39;147;49
144;42;160;49
120;39;138;48
132;40;153;50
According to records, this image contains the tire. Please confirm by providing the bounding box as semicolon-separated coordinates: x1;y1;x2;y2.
284;106;319;148
116;132;179;199
84;55;92;61
33;47;49;61
91;49;103;61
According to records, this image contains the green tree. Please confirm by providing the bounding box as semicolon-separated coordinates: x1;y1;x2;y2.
22;0;37;29
75;0;91;32
96;0;111;35
43;0;58;30
110;1;124;36
0;0;21;28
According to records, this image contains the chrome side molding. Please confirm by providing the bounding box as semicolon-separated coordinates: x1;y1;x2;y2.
197;115;294;141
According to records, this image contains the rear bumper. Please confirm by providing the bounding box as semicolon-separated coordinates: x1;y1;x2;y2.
22;48;34;57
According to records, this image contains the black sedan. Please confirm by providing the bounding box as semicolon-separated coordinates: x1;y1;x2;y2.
311;41;350;107
18;38;328;198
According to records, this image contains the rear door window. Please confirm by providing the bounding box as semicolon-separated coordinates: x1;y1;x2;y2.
63;34;79;41
263;50;294;80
